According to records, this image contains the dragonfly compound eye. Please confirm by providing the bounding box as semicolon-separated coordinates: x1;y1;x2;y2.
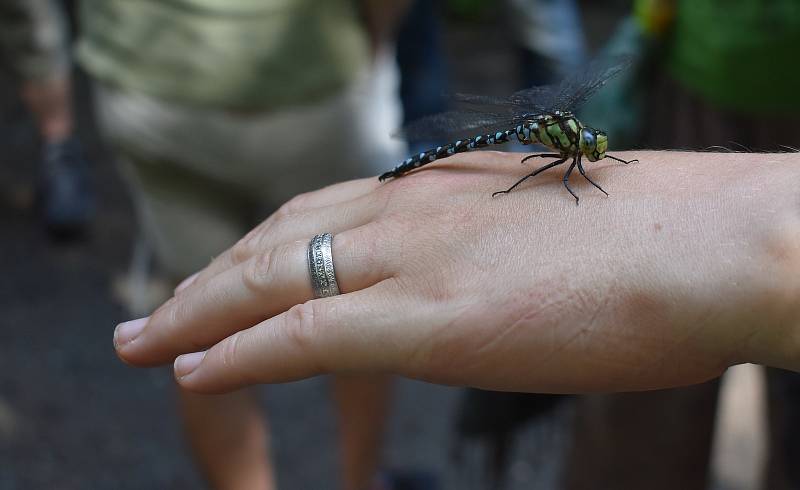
580;128;597;153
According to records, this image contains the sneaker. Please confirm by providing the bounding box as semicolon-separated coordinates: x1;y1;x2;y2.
38;136;94;239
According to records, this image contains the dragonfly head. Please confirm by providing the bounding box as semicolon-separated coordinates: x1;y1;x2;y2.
580;128;608;162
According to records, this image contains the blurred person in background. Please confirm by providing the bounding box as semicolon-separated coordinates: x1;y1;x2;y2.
0;0;94;239
76;1;418;489
509;0;586;87
565;1;800;489
395;0;448;157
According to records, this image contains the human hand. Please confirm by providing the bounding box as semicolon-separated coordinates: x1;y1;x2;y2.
113;151;800;394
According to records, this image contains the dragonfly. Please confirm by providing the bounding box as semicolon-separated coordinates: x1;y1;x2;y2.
379;56;638;204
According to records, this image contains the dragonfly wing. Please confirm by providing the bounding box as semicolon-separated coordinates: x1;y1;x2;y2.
397;56;632;143
507;84;560;114
445;93;519;111
398;110;518;143
551;55;634;112
449;90;556;118
506;55;633;114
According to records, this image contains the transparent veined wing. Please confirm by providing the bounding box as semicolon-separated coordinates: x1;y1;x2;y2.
510;55;634;113
444;93;520;112
447;88;556;117
398;109;520;142
507;85;561;115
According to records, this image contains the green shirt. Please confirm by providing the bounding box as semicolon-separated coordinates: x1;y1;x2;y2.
77;0;369;110
666;0;800;115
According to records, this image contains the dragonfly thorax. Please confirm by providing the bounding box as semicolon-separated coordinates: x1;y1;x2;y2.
519;113;583;156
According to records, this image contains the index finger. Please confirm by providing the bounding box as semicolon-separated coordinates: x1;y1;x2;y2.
173;280;416;393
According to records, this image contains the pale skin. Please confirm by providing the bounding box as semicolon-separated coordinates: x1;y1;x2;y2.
114;151;800;394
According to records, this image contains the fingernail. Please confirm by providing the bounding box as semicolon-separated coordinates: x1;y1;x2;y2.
175;272;199;294
114;317;148;348
175;351;205;378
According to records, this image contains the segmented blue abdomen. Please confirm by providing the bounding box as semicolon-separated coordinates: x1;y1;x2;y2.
379;129;518;181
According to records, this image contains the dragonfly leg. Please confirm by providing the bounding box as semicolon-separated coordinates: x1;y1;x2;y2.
563;158;580;205
606;155;638;165
521;153;561;165
577;157;609;197
492;157;567;197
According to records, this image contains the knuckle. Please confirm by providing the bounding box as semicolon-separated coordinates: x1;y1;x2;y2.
285;301;324;355
231;237;257;265
155;296;187;332
151;295;177;324
277;193;310;218
151;296;207;351
242;250;274;295
165;299;206;351
239;223;264;246
215;330;261;387
220;331;241;370
164;299;184;329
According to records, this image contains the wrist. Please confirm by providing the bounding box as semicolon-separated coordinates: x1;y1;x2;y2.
737;217;800;371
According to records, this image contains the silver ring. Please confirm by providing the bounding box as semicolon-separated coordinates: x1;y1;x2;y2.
307;233;340;298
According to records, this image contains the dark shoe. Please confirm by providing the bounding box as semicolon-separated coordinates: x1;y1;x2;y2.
38;137;94;239
375;470;439;490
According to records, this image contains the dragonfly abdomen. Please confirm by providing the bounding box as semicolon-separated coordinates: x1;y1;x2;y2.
379;129;518;181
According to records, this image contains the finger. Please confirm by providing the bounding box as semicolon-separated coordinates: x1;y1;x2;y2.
188;189;381;291
276;177;382;212
173;280;415;393
116;222;396;366
173;177;380;296
174;272;199;294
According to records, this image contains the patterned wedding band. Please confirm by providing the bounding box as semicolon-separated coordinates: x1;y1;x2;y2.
307;233;341;298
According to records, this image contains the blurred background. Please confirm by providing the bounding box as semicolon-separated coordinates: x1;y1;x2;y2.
1;0;798;489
